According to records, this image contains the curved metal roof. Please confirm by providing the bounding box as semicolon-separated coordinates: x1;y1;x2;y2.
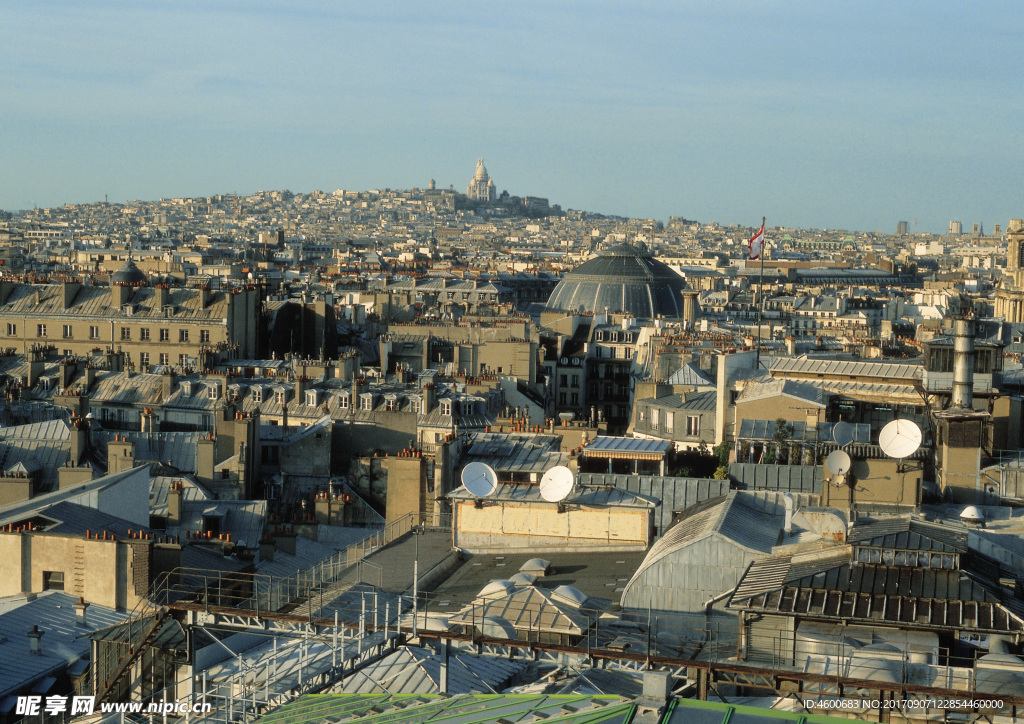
544;243;689;319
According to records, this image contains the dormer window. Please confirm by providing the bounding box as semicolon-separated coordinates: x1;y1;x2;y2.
305;390;318;406
252;386;263;403
360;394;373;411
275;390;286;405
339;393;349;409
180;381;193;396
440;400;452;416
207;383;221;400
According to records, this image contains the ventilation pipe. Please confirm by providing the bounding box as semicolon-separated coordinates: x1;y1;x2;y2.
951;316;975;409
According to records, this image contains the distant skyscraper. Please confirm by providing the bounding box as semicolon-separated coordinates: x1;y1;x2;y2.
949;221;963;235
466;158;496;201
896;221;909;235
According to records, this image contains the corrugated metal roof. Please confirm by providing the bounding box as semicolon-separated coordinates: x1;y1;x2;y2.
449;482;656;508
623;491;788;594
583;436;671;458
0;591;129;697
261;693;635;724
847;517;968;553
330;646;527;695
770;356;922;381
447;584;594;636
731;561;1024;633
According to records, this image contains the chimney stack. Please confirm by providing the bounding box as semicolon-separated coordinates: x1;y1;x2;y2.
952;316;976;410
74;597;89;626
28;625;44;655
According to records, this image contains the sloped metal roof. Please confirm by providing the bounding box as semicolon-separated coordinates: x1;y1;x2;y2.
583;436;671;459
0;591;129;698
331;646;527;695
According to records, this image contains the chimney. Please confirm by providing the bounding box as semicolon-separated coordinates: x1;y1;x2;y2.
27;625;44;655
62;280;82;308
784;493;794;534
109;283;131;309
168;480;183;525
27;347;46;389
154;284;169;309
259;536;275;562
952;316;975;409
69;417;88;465
74;597;89;626
421;381;436;412
162;369;177;399
59;360;76;390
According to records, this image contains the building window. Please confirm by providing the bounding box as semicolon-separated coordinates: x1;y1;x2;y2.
571;374;580;387
361;395;373;411
339;394;349;409
43;571;64;591
62;324;73;339
120;327;131;340
665;411;674;432
159;353;169;365
651;408;660;430
178;354;187;366
6;323;15;335
571;392;579;406
37;324;46;338
560;374;567;387
200;329;210;343
252;387;263;403
160;328;170;342
140;328;150;341
306;390;318;406
275;390;286;404
140;352;149;366
90;325;99;339
687;415;701;436
179;329;189;343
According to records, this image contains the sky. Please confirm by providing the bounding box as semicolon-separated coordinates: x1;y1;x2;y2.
3;1;1022;233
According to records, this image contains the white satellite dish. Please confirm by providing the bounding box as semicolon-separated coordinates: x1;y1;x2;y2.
462;462;498;498
826;450;852;476
539;465;575;503
878;419;922;459
832;421;854;448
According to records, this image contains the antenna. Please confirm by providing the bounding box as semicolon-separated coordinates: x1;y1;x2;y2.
461;462;497;499
832;421;854;447
539;465;575;503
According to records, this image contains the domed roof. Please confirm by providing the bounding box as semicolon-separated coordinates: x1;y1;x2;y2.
544;243;689;319
111;259;148;287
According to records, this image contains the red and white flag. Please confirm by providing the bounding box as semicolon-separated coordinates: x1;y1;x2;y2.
748;221;765;260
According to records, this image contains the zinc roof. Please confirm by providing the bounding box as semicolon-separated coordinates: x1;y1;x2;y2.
0;591;129;698
583;436;671;459
330;646;527;695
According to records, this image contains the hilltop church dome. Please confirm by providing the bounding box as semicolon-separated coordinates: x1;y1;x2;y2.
111;258;148;287
544;243;690;319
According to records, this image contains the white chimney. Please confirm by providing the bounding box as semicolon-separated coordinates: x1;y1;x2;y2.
28;625;44;655
784;493;794;534
74;597;89;627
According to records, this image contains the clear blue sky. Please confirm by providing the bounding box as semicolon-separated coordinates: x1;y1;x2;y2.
3;1;1022;233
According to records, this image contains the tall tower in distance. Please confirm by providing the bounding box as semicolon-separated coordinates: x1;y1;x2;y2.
466;158;496;201
896;220;909;235
994;219;1024;322
949;220;963;235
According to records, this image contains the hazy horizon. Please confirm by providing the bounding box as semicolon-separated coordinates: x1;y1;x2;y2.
5;1;1022;235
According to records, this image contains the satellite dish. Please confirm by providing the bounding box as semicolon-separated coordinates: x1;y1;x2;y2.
462;462;497;498
539;465;575;502
826;450;852;476
832;421;854;448
878;419;922;459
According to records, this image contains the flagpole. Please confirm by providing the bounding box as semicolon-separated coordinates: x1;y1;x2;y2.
756;216;765;370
